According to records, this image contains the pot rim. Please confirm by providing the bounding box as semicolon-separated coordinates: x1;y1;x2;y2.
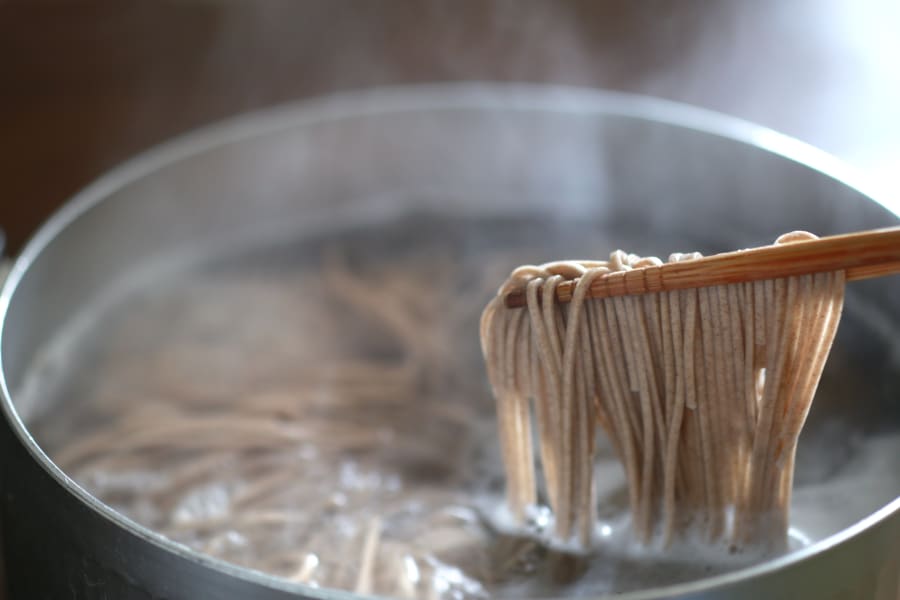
1;82;898;600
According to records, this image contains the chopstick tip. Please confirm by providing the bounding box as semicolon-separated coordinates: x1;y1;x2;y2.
504;291;527;309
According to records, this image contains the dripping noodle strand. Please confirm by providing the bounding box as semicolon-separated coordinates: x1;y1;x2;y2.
480;232;845;549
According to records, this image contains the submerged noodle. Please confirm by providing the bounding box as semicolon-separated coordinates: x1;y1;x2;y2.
29;224;853;599
44;253;504;599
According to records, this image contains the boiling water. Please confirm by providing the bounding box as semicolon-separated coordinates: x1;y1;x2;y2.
19;215;900;599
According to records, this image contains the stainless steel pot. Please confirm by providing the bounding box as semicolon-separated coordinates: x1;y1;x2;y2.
1;85;898;599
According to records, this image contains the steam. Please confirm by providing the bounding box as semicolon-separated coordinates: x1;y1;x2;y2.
640;1;900;209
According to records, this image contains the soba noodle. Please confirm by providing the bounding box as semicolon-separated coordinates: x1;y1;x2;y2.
24;221;863;599
43;251;505;599
480;232;845;551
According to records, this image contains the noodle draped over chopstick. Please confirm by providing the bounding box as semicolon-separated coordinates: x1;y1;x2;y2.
480;232;845;549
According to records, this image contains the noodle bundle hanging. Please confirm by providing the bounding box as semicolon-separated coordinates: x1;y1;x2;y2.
480;231;845;550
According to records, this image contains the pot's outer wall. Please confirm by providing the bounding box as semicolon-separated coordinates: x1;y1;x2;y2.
1;87;898;600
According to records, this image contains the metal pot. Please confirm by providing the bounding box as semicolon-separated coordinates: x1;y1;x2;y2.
1;85;898;599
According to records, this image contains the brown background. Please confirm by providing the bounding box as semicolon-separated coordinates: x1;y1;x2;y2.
2;0;900;256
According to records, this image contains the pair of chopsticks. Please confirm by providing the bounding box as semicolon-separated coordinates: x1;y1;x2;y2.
504;226;900;309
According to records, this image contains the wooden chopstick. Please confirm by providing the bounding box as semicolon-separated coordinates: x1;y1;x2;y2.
504;226;900;308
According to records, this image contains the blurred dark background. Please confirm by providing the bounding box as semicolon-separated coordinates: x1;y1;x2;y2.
2;0;899;254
